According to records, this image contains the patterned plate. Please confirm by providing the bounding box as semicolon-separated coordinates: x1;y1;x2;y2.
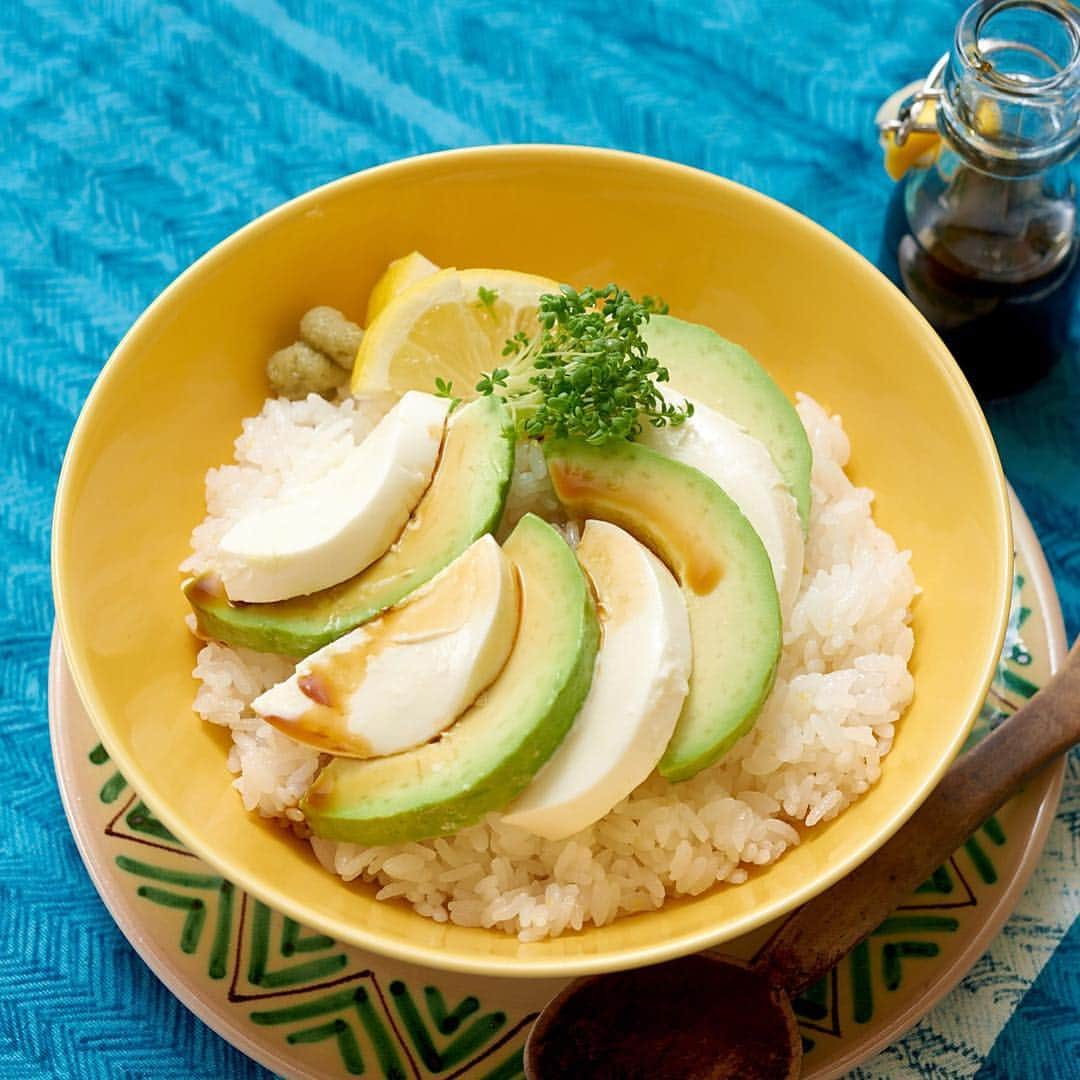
50;492;1066;1080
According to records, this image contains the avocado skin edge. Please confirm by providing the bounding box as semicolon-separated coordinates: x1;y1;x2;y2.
658;646;779;782
543;436;781;784
183;397;515;658
644;314;812;536
300;515;601;845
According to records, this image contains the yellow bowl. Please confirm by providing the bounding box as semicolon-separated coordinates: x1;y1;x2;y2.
53;146;1012;978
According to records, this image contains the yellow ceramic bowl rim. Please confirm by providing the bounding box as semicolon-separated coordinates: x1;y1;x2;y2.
52;145;1013;977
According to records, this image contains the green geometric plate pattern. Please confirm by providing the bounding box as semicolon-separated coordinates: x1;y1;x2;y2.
53;498;1065;1080
86;774;533;1078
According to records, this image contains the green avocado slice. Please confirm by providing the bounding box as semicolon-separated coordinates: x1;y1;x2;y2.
643;314;812;534
545;437;781;782
301;513;600;844
184;395;515;657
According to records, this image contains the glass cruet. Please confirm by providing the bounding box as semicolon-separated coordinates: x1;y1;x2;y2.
879;0;1080;398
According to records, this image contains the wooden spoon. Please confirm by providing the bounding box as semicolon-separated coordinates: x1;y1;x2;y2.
525;640;1080;1080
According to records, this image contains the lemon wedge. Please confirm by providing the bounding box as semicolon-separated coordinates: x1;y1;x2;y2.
364;251;441;327
883;100;942;180
352;267;560;397
974;97;1001;138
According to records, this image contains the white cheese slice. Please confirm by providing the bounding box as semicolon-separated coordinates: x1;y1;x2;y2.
252;535;519;757
639;390;804;619
219;391;449;602
501;520;691;841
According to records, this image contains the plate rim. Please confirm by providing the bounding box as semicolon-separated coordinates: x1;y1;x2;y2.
48;634;320;1080
813;489;1067;1079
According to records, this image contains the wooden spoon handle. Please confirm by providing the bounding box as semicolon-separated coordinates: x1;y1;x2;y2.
754;638;1080;996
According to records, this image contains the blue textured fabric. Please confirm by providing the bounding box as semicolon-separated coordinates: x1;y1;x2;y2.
2;1;1077;1076
978;911;1080;1080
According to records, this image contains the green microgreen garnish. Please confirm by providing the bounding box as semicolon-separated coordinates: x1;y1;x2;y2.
433;376;461;410
474;284;691;445
476;285;498;312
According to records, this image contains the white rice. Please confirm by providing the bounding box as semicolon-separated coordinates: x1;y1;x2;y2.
186;391;916;941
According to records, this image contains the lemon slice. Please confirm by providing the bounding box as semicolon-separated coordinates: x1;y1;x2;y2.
352;267;560;397
365;251;441;326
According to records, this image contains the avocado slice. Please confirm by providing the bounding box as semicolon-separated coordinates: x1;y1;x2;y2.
643;315;812;534
545;438;781;782
301;514;600;844
184;396;515;657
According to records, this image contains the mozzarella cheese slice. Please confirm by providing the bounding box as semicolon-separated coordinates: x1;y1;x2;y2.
252;535;519;757
639;391;804;619
501;520;691;841
219;391;449;602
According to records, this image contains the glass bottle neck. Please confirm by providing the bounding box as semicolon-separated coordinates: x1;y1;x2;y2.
939;0;1080;178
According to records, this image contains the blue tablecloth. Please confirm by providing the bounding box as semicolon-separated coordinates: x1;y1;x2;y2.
2;2;1077;1076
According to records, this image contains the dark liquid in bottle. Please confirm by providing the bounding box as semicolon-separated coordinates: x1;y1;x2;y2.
880;183;1079;398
